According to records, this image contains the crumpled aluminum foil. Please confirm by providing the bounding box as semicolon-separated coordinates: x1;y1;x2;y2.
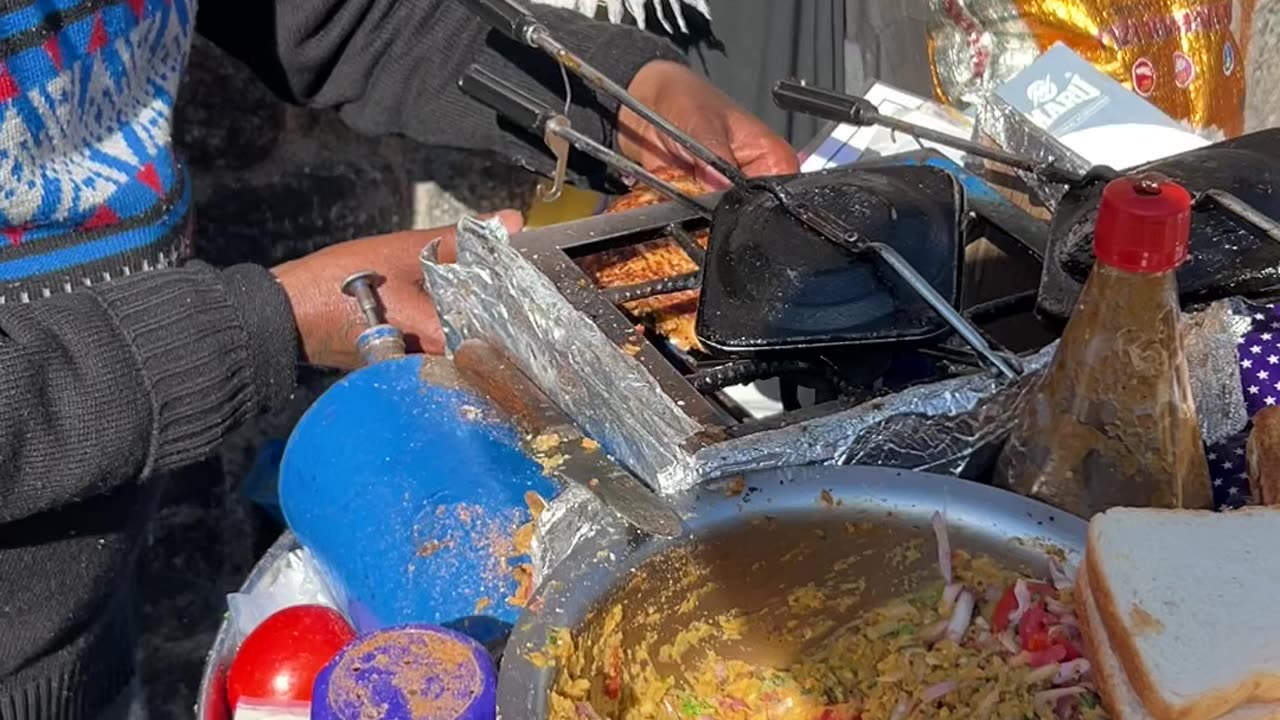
972;94;1085;210
419;218;1247;582
532;300;1246;578
422;217;703;495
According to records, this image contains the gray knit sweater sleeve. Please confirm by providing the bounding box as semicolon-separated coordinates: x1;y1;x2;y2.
197;0;687;183
0;263;297;523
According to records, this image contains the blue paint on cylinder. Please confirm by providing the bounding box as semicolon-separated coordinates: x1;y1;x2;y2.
279;356;560;646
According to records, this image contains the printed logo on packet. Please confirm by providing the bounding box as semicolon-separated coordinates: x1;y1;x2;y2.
1173;52;1195;88
1223;42;1236;76
1132;58;1156;96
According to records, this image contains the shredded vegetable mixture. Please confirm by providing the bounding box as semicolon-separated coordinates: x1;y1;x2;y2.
547;513;1105;720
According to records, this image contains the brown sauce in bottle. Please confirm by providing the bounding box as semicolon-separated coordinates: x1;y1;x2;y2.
995;174;1213;516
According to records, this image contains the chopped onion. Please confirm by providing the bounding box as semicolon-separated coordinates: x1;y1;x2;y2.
1056;614;1080;628
932;511;953;584
890;700;913;720
1026;662;1061;684
975;689;1001;718
575;702;604;720
998;629;1021;655
1009;579;1033;625
1048;557;1073;591
985;585;1003;604
1056;659;1092;685
1045;597;1072;615
921;681;959;702
919;619;950;644
1034;686;1089;708
945;590;975;644
941;582;964;615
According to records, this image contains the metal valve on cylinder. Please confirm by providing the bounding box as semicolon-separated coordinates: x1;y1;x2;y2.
341;270;407;365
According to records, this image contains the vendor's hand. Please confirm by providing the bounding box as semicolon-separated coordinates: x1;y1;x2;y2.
272;211;524;369
619;60;799;189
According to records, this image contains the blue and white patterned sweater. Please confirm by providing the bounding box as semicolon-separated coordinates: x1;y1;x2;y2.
0;0;193;304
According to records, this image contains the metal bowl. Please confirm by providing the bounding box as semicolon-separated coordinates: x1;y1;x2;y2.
497;465;1085;719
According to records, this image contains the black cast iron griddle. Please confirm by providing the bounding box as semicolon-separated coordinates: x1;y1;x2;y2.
695;164;965;356
1038;128;1280;322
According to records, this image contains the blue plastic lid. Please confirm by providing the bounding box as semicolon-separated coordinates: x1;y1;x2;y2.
311;625;496;720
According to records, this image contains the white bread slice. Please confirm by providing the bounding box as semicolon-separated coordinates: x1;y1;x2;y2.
1086;507;1280;720
1077;561;1280;720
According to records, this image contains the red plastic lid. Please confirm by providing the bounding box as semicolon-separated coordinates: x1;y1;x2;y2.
1093;174;1193;274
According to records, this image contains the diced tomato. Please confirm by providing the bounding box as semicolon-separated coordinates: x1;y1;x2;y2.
1026;645;1068;667
992;582;1055;632
603;647;622;700
1053;633;1084;661
1018;604;1050;650
1025;630;1053;652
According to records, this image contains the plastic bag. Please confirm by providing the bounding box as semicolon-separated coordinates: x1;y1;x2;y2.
226;548;346;644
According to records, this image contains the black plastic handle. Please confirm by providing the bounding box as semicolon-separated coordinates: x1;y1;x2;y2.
455;0;540;42
459;65;552;135
772;79;879;127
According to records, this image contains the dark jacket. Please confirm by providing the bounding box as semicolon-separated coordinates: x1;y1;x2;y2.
0;3;681;718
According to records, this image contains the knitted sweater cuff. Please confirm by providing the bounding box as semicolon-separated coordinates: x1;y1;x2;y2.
92;262;299;474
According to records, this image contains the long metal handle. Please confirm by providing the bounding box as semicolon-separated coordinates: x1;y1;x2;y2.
771;79;1083;185
456;0;542;42
775;185;1022;379
553;121;716;217
870;243;1021;379
458;65;551;134
456;0;747;187
459;66;714;216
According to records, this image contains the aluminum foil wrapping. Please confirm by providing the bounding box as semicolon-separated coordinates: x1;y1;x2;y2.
929;0;1247;135
972;94;1082;210
422;217;703;495
531;300;1247;578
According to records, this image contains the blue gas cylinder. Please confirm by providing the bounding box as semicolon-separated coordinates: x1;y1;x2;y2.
278;354;559;647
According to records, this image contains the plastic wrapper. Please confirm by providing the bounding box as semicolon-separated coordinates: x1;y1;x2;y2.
226;547;345;645
929;0;1248;136
422;217;703;495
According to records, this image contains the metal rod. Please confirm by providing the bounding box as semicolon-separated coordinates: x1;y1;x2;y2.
871;242;1021;379
527;28;748;187
870;113;1083;185
667;223;706;264
1200;189;1280;244
552;119;717;217
603;272;701;305
770;185;1021;379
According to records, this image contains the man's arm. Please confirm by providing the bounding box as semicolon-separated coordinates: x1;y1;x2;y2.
195;1;686;182
0;264;297;523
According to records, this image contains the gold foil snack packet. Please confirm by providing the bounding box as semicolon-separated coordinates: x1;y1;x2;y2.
929;0;1248;136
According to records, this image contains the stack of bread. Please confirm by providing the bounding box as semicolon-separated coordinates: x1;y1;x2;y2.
1076;507;1280;720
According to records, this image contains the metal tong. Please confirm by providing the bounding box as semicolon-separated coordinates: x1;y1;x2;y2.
459;66;714;217
771;80;1090;187
456;0;1020;379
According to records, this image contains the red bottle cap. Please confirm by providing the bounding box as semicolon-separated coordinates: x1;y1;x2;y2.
1092;174;1193;274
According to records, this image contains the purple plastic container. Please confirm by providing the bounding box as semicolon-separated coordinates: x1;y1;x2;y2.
312;625;496;720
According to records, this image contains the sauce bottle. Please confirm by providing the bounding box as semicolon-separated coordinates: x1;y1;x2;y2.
995;173;1213;516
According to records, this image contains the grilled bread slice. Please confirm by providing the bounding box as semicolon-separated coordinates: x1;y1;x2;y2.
575;171;709;352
